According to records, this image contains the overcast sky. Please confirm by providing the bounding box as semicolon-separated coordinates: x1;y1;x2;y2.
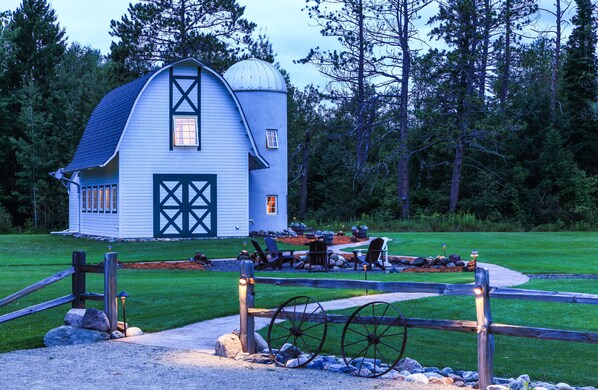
2;0;570;90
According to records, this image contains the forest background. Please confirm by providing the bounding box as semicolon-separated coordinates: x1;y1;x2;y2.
0;0;596;233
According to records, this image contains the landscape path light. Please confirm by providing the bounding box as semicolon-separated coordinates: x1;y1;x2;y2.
117;291;129;337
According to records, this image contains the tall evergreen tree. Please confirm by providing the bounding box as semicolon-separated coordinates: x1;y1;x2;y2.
0;0;66;227
560;0;598;174
109;0;257;77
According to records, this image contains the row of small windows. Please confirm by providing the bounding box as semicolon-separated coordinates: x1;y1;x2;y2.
82;185;117;213
171;115;279;150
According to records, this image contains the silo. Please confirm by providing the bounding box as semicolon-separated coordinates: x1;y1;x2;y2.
224;58;288;232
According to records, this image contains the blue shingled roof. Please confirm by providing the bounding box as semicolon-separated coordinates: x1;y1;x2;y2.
64;71;157;172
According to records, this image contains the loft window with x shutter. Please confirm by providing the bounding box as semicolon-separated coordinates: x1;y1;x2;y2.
173;116;198;146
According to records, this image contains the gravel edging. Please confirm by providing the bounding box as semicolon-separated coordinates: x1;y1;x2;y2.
0;342;458;390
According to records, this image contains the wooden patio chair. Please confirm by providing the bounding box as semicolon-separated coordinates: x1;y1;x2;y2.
264;236;295;268
251;239;282;270
308;240;331;272
353;237;386;271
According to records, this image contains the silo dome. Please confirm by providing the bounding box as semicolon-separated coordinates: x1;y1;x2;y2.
224;58;287;93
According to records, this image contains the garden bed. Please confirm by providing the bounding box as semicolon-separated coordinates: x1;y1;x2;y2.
277;235;367;246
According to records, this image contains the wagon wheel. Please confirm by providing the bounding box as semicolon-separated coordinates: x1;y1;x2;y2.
341;301;407;378
267;296;328;368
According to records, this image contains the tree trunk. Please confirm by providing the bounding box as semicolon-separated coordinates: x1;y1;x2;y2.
355;0;368;171
479;0;491;101
449;138;465;213
398;0;411;219
499;0;512;108
550;0;561;117
299;130;311;220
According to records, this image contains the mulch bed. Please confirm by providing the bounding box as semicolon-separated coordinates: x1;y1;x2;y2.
120;261;207;270
277;235;368;246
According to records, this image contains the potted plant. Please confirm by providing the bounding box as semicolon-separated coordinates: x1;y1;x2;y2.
322;230;334;245
290;221;306;235
357;224;368;238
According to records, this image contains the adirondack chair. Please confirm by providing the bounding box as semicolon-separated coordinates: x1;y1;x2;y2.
353;237;386;271
251;239;282;270
308;240;331;272
264;236;295;267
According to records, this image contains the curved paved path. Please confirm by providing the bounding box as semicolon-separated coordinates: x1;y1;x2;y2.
119;240;528;353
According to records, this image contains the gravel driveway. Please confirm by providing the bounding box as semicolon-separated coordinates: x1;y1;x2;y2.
0;342;457;390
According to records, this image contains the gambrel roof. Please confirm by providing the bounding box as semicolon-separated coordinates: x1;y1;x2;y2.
65;58;268;173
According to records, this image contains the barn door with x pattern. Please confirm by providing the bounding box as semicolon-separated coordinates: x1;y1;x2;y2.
154;174;216;238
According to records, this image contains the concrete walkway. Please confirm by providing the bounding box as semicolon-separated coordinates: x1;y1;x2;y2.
119;241;529;353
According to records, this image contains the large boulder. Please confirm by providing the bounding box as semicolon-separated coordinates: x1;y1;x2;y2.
82;308;110;332
44;325;109;347
214;333;242;358
64;308;86;327
254;332;268;353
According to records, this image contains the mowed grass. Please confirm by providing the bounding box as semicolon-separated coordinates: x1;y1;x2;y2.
0;234;300;266
0;266;471;353
371;232;598;274
278;279;597;386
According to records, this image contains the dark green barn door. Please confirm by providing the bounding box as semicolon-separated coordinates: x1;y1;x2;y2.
154;174;216;238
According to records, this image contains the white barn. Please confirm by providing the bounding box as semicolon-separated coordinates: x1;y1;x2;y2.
58;58;288;239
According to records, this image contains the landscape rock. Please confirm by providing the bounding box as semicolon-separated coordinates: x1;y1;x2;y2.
455;260;465;266
429;376;454;386
406;373;429;384
453;381;465;387
294;261;305;269
64;308;86;327
462;371;478;382
254;331;268;352
125;327;143;337
381;371;405;380
236;353;273;364
411;257;426;266
531;382;557;390
82;308;110;332
110;330;125;339
285;357;309;368
306;358;325;370
440;367;454;376
424;372;444;379
555;383;573;390
486;386;509;390
44;325;109;347
326;364;356;374
396;357;423;372
214;333;242;358
277;343;301;361
449;254;461;262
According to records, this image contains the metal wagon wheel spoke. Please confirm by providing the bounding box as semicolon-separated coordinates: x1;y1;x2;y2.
267;296;327;368
341;301;408;378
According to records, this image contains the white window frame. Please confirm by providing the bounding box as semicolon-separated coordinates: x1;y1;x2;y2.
266;129;279;149
173;115;199;147
111;185;118;213
266;195;278;215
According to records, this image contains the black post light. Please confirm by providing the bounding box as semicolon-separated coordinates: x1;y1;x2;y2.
117;291;129;336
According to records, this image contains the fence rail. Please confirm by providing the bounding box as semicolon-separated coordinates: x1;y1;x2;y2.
0;251;118;332
239;261;598;389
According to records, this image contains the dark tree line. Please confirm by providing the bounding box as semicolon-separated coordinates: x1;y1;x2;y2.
0;0;596;232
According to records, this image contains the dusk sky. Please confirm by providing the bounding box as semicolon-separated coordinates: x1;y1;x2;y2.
2;0;570;90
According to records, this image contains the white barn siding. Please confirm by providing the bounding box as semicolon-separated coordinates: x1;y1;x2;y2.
78;158;119;237
68;174;80;232
118;64;250;238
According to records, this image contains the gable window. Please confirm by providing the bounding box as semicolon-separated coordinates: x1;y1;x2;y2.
98;186;104;212
111;185;118;212
104;186;111;212
92;187;98;212
266;195;277;215
266;129;279;149
82;188;87;212
173;116;198;146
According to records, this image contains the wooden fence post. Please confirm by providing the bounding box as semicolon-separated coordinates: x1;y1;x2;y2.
72;251;86;309
239;260;255;354
475;267;494;389
104;252;118;333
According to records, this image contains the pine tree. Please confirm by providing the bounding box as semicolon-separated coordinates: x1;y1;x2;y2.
560;0;598;174
109;0;257;77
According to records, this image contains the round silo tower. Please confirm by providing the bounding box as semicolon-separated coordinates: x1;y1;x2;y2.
224;58;288;232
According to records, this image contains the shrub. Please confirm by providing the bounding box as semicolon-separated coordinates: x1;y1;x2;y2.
0;203;13;233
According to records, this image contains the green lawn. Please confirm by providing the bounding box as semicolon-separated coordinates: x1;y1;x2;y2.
0;234;300;265
1;232;596;385
369;232;598;274
0;265;471;353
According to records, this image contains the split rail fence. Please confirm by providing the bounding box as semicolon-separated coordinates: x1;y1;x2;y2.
238;261;598;389
0;251;118;332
